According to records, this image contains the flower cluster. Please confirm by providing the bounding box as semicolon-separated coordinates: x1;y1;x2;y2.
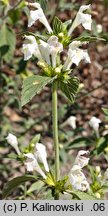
6;133;49;179
22;3;92;71
6;133;90;192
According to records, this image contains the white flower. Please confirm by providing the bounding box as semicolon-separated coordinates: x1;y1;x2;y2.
69;165;89;191
68;4;92;35
39;40;51;65
69;151;90;191
89;116;101;138
47;36;63;67
22;35;42;61
6;133;21;155
24;143;49;179
95;166;101;174
62;116;77;129
24;153;46;179
63;41;90;69
35;143;49;172
28;3;52;33
74;150;89;168
39;36;63;67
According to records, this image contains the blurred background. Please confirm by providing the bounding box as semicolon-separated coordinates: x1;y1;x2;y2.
0;0;108;199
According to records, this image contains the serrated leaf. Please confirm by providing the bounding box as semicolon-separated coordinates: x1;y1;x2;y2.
53;16;64;34
21;75;55;106
38;0;48;11
59;77;79;103
67;190;97;200
3;175;37;198
0;24;16;63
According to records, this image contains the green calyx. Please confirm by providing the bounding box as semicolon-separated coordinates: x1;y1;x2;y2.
44;172;56;186
45;174;71;197
38;60;71;81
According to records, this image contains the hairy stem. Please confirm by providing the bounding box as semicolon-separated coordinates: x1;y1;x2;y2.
52;80;59;199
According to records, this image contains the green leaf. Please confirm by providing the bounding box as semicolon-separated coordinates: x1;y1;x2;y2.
38;0;48;11
0;45;9;56
9;9;21;24
101;33;108;42
29;134;40;146
0;24;16;63
21;75;55;106
53;17;64;34
3;175;37;198
66;137;93;149
75;36;105;42
59;77;79;103
67;190;97;200
102;108;108;116
96;135;108;155
27;181;44;194
28;134;41;151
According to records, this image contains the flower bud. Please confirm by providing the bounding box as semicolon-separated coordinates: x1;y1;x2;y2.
95;192;101;199
6;133;21;155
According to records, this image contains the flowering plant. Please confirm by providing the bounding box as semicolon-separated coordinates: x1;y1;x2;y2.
3;1;107;200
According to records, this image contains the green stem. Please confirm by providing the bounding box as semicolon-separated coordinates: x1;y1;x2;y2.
52;80;59;199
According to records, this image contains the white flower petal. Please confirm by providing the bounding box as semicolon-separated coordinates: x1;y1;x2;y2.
39;40;51;65
22;35;42;61
89;116;101;137
6;133;21;155
35;143;49;172
71;48;91;66
62;116;77;129
47;36;63;67
74;150;89;168
68;4;92;35
28;3;52;33
80;13;92;30
63;41;90;70
24;153;46;178
69;168;89;191
48;36;63;53
69;41;81;49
